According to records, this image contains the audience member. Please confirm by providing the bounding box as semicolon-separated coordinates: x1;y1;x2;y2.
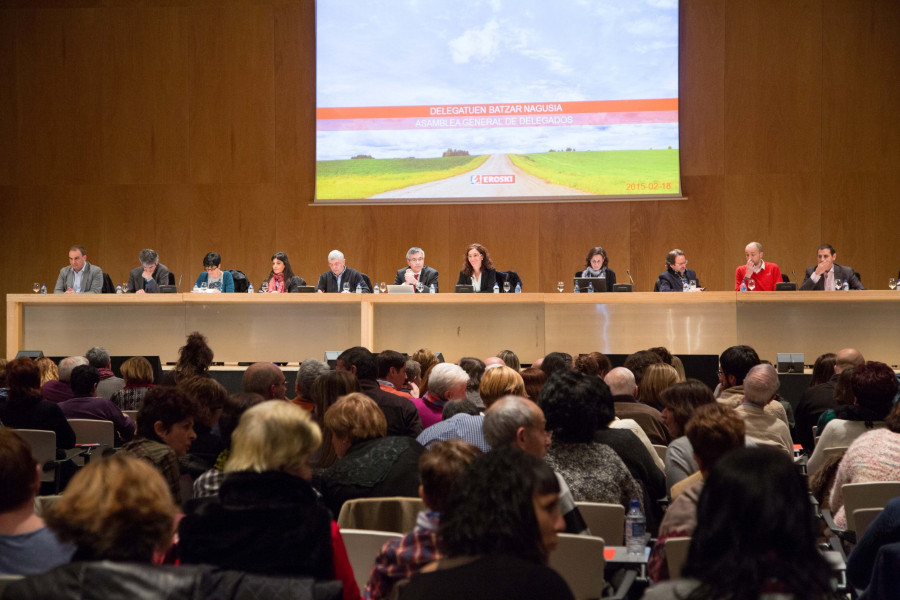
659;379;717;493
816;367;858;434
128;248;170;294
520;366;547;401
539;371;643;517
717;344;788;423
416;401;489;453
399;448;574;600
735;364;794;455
539;352;573;378
59;365;135;445
403;360;422;397
36;357;59;388
441;398;480;419
337;347;422;437
411;349;439;389
121;386;199;505
795;348;864;452
827;395;900;529
179;401;359;599
807;361;898;476
648;403;745;581
41;356;86;404
53;245;104;294
623;349;662;386
605;366;671;445
589;351;612;378
110;356;155;411
294;358;331;413
6;454;179;597
309;370;361;470
364;440;480;600
377;350;413;398
241;361;287;400
193;391;265;499
573;354;600;376
483;395;586;535
478;365;526;408
639;362;679;412
413;363;469;428
177;375;228;472
457;356;485;408
0;429;74;575
644;447;835;600
165;331;214;385
85;346;125;399
315;393;423;516
497;349;520;372
0;357;75;449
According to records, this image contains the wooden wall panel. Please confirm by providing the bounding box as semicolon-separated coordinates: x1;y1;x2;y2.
2;0;900;353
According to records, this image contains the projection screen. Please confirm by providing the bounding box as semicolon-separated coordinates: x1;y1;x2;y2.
315;0;680;204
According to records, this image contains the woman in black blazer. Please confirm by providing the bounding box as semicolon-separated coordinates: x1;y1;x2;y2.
262;251;306;293
575;246;616;286
456;243;500;293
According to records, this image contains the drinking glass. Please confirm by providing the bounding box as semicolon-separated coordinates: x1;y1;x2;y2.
557;281;564;293
833;279;843;291
503;281;511;293
122;282;129;293
379;282;387;293
199;282;208;292
260;282;269;293
342;282;350;293
33;282;40;293
747;279;756;291
889;278;897;290
416;281;424;293
689;280;698;292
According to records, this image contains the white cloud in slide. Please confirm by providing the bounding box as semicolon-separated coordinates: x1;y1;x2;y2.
449;21;501;64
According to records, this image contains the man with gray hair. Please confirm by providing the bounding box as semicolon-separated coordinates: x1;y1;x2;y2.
127;248;170;294
484;395;588;535
41;356;88;404
735;364;793;455
293;358;330;413
85;346;125;399
315;249;370;293
413;362;469;428
393;247;439;292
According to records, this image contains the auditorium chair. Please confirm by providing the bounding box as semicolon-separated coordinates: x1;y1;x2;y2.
549;533;636;600
573;502;625;546
339;529;403;592
664;536;691;579
336;497;424;533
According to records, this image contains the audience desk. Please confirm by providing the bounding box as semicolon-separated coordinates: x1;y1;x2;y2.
7;291;900;365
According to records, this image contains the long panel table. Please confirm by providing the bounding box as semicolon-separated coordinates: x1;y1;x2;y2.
7;292;900;365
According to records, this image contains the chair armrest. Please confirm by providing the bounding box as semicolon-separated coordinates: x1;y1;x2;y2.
605;569;637;600
821;508;856;545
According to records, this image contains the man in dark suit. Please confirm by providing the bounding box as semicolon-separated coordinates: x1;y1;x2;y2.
794;347;864;452
656;249;700;292
315;249;370;293
800;244;864;290
393;246;439;292
127;248;169;294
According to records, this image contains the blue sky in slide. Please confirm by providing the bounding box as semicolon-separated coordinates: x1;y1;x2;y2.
316;0;679;159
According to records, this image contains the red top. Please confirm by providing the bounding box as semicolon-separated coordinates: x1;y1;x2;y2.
735;261;782;291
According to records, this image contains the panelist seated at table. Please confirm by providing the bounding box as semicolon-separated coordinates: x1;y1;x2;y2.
800;244;864;290
194;252;234;293
575;246;616;286
262;252;306;293
734;242;782;291
127;249;169;294
456;243;504;293
657;249;701;292
316;249;369;293
394;246;439;292
54;245;104;294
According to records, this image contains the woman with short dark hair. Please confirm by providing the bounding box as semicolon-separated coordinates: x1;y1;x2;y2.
576;246;616;286
0;357;75;450
400;448;574;599
194;251;235;293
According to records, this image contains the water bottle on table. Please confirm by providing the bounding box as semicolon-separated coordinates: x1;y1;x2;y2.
625;499;645;555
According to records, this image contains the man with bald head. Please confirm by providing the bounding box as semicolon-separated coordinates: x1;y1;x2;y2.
795;348;865;452
735;242;782;291
483;357;504;368
735;364;793;455
605;366;671;446
484;395;587;535
241;362;287;400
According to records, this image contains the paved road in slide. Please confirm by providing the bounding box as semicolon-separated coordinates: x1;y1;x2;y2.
369;154;591;199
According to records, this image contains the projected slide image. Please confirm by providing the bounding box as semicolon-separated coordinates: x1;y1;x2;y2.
316;0;680;203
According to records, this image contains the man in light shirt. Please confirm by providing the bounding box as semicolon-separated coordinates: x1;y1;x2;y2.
54;246;104;294
800;244;864;290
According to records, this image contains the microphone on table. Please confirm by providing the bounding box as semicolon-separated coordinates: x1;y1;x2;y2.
791;270;797;283
177;274;183;290
626;270;635;286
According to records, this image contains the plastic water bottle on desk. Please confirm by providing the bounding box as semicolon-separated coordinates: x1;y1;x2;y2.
429;283;436;294
739;280;747;292
192;283;199;294
515;282;521;293
356;282;363;294
683;279;690;293
625;499;645;555
493;282;499;293
373;283;379;294
587;282;594;293
40;283;47;294
842;281;849;291
247;283;254;294
116;284;122;294
574;282;580;294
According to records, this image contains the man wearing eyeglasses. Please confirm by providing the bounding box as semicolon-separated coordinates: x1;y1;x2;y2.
393;247;439;292
656;249;700;292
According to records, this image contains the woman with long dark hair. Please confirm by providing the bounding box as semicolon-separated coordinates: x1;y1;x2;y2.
644;447;838;600
575;246;616;285
455;243;499;293
264;251;306;293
